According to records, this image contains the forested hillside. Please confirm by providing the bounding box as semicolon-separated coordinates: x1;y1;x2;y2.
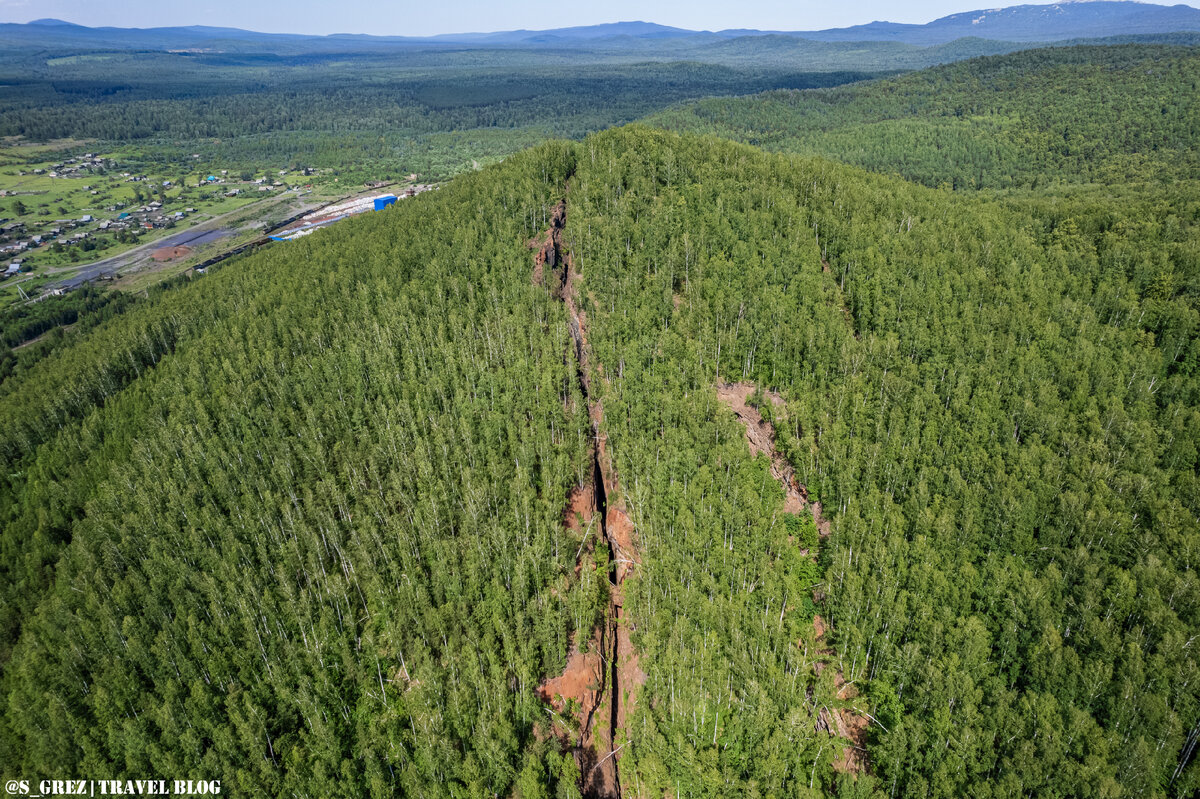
650;44;1200;189
0;142;602;795
569;126;1199;796
3;22;1200;796
0;52;871;180
2;118;1197;796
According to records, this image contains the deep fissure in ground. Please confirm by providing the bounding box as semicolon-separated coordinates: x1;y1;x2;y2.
537;182;628;799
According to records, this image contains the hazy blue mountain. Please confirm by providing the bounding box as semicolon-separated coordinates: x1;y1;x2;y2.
790;1;1200;44
2;2;1199;53
0;18;315;51
420;21;701;44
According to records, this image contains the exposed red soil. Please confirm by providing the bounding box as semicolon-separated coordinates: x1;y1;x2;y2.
814;607;870;776
614;617;646;731
832;704;870;775
538;628;607;738
718;383;868;777
594;430;638;584
565;485;596;533
535;188;640;798
717;382;832;533
531;245;547;287
812;664;869;776
539;480;621;797
151;245;191;261
528;200;566;292
565;484;596;579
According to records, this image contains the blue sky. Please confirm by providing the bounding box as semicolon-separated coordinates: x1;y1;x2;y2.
0;0;1197;36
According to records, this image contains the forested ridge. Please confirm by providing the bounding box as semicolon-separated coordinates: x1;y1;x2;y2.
564;127;1198;796
649;44;1200;189
1;42;1198;799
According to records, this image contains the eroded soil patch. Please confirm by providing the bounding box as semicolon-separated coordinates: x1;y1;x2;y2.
534;187;641;799
150;244;191;262
718;383;869;776
716;382;830;536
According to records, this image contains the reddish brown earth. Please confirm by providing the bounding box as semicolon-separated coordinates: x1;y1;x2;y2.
833;702;871;775
533;187;641;799
529;200;566;292
718;383;869;777
537;629;609;756
531;237;547;286
151;245;191;261
812;614;827;640
565;485;595;534
812;615;869;776
715;382;830;536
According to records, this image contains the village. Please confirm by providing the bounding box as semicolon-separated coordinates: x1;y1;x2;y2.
1;145;433;302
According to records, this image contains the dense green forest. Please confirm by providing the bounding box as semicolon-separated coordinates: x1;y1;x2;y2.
3;121;1197;796
6;38;1190;185
650;44;1200;189
0;51;874;180
0;287;137;384
1;35;1198;799
1;142;600;796
569;127;1198;796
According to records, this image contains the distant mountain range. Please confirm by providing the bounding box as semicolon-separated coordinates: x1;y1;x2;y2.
2;1;1199;52
785;1;1200;44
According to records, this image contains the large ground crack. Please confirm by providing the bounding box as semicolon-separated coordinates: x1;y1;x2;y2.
534;184;640;799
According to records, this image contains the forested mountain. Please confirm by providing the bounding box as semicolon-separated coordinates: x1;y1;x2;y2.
2;112;1197;795
570;127;1199;796
2;15;1196;186
2;7;1199;794
650;44;1200;189
0;49;876;181
0;141;596;796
